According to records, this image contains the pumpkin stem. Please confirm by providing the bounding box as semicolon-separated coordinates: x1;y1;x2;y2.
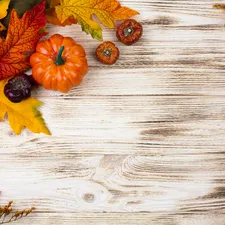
55;46;65;66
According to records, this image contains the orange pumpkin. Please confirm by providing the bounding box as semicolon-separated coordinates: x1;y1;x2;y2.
30;34;88;93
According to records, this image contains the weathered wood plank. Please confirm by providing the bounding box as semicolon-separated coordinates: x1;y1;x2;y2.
34;68;225;96
1;153;225;212
1;96;225;149
4;213;225;225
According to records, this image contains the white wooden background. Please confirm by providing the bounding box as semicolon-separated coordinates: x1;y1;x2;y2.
1;0;225;224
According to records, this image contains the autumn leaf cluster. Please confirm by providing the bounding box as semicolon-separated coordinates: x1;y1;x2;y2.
0;0;51;135
0;0;138;135
46;0;138;40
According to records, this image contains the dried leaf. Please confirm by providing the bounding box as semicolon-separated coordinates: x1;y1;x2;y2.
0;79;51;135
52;0;139;40
0;0;10;31
0;0;47;80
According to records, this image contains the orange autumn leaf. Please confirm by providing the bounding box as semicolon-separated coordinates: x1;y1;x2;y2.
45;8;77;26
52;0;139;40
0;0;47;80
0;79;51;135
46;0;77;26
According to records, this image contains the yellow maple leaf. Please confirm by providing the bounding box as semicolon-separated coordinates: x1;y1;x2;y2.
0;0;10;31
53;0;139;40
0;79;51;135
45;8;77;26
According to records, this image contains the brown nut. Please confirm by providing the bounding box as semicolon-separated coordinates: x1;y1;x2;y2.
95;41;120;65
116;19;143;45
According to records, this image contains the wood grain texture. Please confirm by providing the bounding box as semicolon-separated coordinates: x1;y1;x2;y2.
1;0;225;224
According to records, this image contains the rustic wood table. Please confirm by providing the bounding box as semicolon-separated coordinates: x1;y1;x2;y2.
1;0;225;224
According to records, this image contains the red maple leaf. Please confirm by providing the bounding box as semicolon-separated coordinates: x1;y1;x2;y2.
0;0;47;80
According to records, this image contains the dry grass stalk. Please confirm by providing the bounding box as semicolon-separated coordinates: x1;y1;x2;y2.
0;201;35;224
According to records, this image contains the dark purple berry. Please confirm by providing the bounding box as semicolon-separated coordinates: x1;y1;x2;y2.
4;85;22;103
4;74;34;103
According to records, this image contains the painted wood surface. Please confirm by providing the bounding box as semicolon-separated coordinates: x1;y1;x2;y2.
1;0;225;224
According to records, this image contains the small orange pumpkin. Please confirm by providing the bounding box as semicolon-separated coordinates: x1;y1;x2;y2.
30;34;88;93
